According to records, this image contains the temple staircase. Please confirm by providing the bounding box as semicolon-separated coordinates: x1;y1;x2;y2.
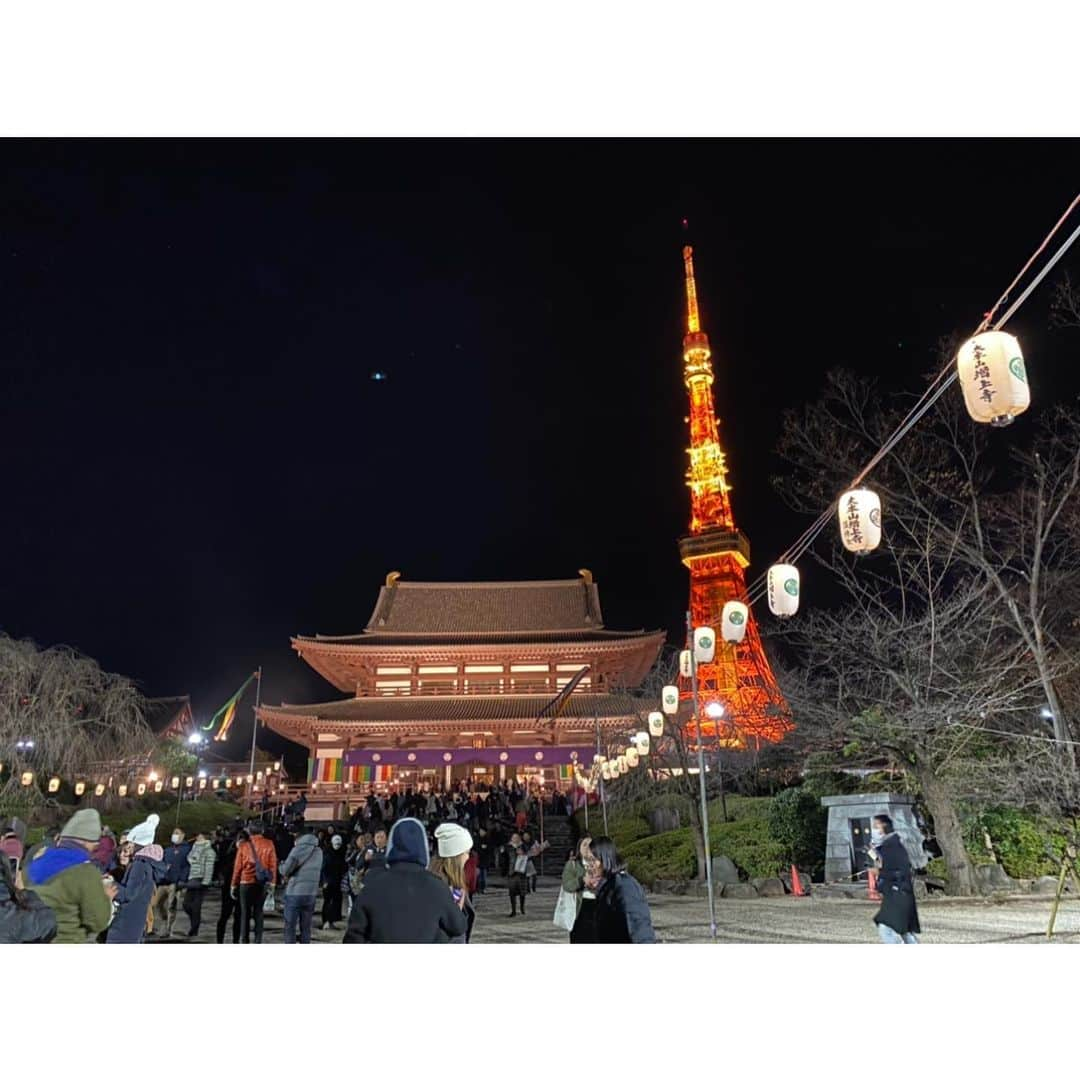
537;812;574;876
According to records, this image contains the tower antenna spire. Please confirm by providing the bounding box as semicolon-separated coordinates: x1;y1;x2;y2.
682;243;702;336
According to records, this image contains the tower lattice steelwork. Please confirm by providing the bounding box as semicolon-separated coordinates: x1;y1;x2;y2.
676;244;792;745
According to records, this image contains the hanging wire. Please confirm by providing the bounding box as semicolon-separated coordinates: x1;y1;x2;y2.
743;194;1080;611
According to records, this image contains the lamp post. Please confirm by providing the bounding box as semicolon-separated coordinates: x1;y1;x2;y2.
686;611;718;941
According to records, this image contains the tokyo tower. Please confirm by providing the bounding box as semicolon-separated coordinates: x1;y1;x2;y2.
676;243;792;745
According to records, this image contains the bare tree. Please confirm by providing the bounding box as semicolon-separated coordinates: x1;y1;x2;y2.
0;635;155;807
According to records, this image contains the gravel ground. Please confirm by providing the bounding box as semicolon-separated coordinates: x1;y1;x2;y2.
147;877;1080;944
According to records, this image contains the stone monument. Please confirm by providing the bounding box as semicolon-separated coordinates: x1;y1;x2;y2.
821;793;928;883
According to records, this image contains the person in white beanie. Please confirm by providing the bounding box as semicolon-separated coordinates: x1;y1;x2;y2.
430;822;474;943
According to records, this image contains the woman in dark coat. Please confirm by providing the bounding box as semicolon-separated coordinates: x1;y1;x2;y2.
107;842;166;943
870;815;921;943
588;836;656;944
320;834;348;930
0;840;57;943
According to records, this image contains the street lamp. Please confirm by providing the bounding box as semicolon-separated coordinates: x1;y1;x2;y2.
686;614;718;941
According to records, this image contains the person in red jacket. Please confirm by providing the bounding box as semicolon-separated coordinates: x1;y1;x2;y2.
230;823;278;944
464;848;479;897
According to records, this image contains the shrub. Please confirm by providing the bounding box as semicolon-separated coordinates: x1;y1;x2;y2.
964;807;1068;880
767;787;828;874
623;830;697;886
711;816;787;878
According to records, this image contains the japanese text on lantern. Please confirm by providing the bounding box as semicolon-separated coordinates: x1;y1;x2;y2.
843;494;863;547
972;343;995;405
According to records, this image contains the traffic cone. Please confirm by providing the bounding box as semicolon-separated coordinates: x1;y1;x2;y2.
867;869;881;901
790;864;805;897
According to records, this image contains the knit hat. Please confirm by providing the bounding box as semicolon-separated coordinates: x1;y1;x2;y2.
60;808;103;843
135;843;164;862
435;822;473;859
385;818;430;869
1;836;23;864
127;813;160;847
2;818;28;847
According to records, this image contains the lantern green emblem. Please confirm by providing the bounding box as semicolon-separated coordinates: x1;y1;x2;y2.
784;578;799;597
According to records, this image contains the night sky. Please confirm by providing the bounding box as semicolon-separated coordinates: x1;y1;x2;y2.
3;139;1079;767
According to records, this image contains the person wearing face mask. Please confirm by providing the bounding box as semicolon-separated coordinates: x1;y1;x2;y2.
107;814;167;944
181;832;217;937
869;815;921;944
150;827;191;938
320;832;348;930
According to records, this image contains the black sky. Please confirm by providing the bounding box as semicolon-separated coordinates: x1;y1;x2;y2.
3;139;1079;768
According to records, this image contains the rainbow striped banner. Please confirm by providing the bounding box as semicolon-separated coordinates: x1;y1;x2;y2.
307;760;392;785
557;764;574;781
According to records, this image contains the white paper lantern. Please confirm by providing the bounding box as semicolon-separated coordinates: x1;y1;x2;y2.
48;776;61;793
693;626;716;664
956;331;1029;426
635;731;650;756
661;685;680;715
838;488;882;553
767;563;800;618
618;755;628;775
95;783;106;797
601;762;611;781
721;600;748;643
649;710;665;736
74;781;86;797
626;747;639;767
679;649;692;678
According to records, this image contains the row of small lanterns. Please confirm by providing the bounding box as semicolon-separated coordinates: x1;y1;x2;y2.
749;333;1030;623
4;762;282;798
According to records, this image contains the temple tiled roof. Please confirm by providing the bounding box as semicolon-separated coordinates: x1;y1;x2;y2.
260;692;646;727
361;577;605;637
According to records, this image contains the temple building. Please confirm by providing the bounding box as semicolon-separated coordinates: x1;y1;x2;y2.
258;571;665;818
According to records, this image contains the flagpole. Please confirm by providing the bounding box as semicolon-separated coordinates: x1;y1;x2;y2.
248;667;262;810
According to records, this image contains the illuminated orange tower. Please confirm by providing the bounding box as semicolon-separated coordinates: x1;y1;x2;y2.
677;244;792;745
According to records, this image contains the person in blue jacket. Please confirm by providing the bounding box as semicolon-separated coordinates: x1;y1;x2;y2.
107;814;168;944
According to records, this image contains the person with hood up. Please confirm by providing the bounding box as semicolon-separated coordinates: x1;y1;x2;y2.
22;809;115;943
343;817;468;944
0;829;57;943
181;831;217;937
869;815;921;943
107;814;166;944
279;826;323;943
320;832;347;930
430;822;475;943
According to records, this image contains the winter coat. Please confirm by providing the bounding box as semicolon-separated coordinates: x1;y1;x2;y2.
0;878;58;943
872;833;921;936
185;840;217;888
107;853;164;943
322;847;347;889
91;835;117;872
23;842;113;943
561;858;587;918
161;841;192;885
232;835;278;887
343;819;467;944
593;871;656;943
279;835;323;899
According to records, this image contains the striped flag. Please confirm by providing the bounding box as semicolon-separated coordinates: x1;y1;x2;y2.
538;666;590;726
205;672;258;742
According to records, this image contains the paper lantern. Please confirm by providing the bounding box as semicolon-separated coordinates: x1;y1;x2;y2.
679;649;692;678
601;762;611;781
838;488;882;553
20;771;34;787
118;784;128;797
957;331;1029;426
721;600;748;643
74;781;86;797
273;762;280;771
185;777;194;788
171;776;180;790
626;747;639;767
198;778;207;790
95;783;106;797
693;626;716;664
256;771;263;781
648;710;665;736
225;778;233;788
620;752;632;771
767;563;800;617
661;686;680;715
236;776;245;787
154;780;164;793
137;783;147;796
635;731;650;756
48;776;61;793
247;773;255;783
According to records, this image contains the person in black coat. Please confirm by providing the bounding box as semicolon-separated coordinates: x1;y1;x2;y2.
588;836;657;944
869;815;921;943
321;834;348;929
343;818;468;944
0;840;57;943
216;834;241;944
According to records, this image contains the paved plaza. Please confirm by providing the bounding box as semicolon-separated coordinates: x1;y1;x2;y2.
148;876;1080;944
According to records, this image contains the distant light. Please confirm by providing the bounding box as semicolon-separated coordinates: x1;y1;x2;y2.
188;732;205;745
1040;707;1054;721
705;702;725;719
198;770;208;779
370;371;388;382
